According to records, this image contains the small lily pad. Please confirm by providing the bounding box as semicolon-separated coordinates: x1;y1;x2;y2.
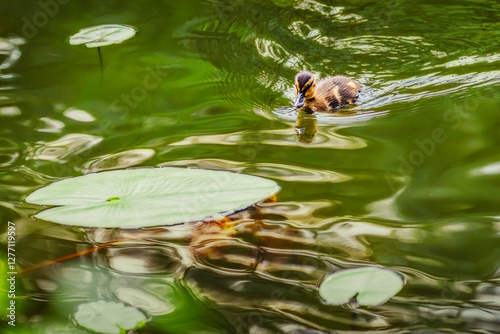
74;301;147;334
69;24;137;48
26;168;280;228
319;267;404;306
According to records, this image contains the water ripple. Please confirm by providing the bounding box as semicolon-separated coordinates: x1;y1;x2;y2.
83;148;156;172
0;137;20;169
159;159;350;184
62;107;96;123
167;127;368;149
115;284;176;316
0;37;23;80
27;134;102;162
357;70;500;110
107;246;183;274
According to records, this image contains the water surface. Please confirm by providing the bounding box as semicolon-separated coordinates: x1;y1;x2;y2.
1;0;500;333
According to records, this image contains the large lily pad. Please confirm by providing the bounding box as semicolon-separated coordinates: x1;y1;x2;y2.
26;168;280;228
74;301;147;334
69;24;137;48
319;267;404;307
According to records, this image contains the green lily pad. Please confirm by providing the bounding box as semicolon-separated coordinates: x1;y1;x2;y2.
74;301;147;334
319;267;404;307
26;168;280;228
69;24;137;48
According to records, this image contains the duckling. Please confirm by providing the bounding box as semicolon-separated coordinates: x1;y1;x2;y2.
294;71;361;111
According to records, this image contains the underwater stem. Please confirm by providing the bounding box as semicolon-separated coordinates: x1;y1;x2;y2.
20;228;165;274
97;46;103;78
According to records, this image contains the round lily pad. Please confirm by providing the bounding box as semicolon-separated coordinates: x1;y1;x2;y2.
69;24;137;48
319;267;404;307
74;301;147;334
26;168;280;228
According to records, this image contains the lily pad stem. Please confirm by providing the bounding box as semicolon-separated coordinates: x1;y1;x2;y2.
97;46;103;78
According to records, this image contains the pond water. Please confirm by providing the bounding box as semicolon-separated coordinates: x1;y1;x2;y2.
1;0;500;333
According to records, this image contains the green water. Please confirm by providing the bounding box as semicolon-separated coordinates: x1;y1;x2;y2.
1;0;500;332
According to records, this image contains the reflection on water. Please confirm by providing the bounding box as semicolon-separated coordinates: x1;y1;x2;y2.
18;211;500;332
27;134;102;162
0;37;23;80
295;109;317;144
2;0;500;332
83;148;156;172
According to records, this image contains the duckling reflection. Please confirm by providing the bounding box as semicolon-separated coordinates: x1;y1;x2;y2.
294;71;360;112
295;108;317;144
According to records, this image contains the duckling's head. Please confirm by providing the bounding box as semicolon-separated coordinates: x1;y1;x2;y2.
294;72;316;108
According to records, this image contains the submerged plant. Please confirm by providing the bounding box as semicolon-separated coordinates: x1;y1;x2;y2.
319;267;404;307
74;301;148;334
69;24;137;77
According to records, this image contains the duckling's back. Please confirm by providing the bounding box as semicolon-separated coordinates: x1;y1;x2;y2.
316;76;361;110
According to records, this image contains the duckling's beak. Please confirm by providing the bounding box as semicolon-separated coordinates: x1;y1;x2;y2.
294;92;305;108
